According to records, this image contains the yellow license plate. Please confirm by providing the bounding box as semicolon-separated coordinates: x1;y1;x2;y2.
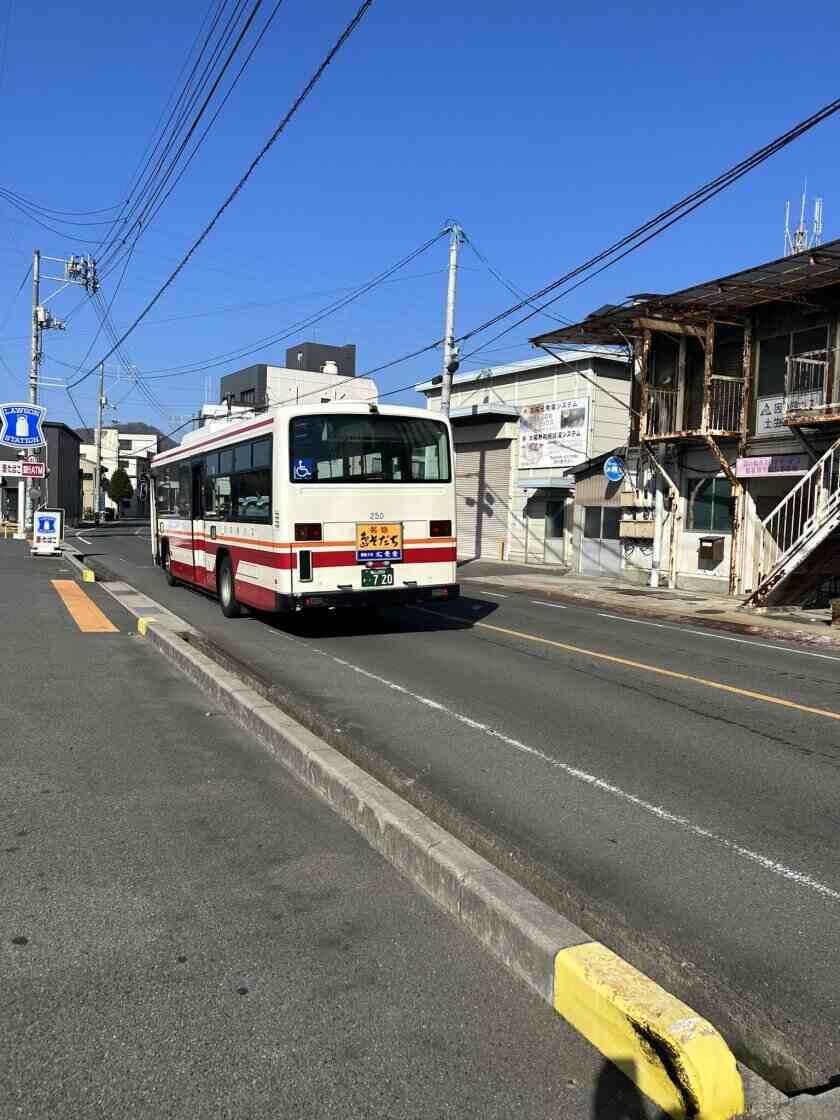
356;522;402;561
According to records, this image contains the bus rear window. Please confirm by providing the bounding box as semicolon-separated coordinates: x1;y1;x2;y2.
290;415;450;484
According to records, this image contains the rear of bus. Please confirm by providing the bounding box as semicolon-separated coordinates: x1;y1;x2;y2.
282;403;458;610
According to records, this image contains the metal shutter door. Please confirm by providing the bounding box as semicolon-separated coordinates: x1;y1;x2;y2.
455;440;511;560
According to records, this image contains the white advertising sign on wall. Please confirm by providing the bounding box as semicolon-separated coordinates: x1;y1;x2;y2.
756;392;823;436
519;398;589;470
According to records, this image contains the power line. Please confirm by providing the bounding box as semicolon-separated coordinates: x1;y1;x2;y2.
137;230;445;379
462;230;571;326
68;0;376;391
456;96;840;349
93;0;243;263
98;0;288;281
269;92;840;410
97;0;271;277
0;186;123;217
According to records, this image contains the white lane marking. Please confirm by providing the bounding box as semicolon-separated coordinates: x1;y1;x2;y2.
76;535;92;545
531;600;567;609
473;590;509;598
596;611;840;664
273;628;840;904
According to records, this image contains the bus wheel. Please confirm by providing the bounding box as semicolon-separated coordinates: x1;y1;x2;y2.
163;543;177;587
218;556;242;618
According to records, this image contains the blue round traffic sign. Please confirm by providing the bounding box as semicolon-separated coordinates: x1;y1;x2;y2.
603;455;626;483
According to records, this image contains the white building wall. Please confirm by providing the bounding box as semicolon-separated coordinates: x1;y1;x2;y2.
425;359;630;564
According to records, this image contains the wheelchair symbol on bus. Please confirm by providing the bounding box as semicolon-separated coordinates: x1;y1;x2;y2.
293;458;314;481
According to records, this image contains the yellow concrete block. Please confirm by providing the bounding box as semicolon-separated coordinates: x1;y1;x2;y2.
82;568;96;583
554;942;743;1120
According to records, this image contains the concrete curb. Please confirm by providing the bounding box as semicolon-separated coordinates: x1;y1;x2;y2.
61;550;801;1119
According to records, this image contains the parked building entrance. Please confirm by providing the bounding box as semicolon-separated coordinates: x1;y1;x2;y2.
544;499;566;564
580;506;622;575
455;439;512;559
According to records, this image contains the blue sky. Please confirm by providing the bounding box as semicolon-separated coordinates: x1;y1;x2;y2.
1;0;840;434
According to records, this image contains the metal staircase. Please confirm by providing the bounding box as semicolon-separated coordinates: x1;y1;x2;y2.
746;435;840;606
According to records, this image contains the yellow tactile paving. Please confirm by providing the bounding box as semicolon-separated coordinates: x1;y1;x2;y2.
51;580;119;633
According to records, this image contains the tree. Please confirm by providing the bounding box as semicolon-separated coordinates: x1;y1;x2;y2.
107;467;134;505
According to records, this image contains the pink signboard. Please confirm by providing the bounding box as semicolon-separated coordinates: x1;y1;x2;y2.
735;454;810;478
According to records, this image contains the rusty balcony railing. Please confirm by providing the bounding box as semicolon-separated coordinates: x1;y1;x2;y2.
784;350;831;416
708;376;743;432
644;386;679;437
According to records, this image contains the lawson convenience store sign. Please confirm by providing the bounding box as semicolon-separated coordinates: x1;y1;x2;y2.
0;403;46;449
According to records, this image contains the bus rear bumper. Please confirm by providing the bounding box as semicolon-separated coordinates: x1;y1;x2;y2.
277;583;460;612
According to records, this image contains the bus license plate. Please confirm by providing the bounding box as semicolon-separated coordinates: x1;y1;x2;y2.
362;568;394;588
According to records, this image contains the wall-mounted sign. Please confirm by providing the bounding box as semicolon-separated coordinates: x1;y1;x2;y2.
603;456;626;483
519;398;589;470
756;393;822;437
735;454;810;478
0;403;46;448
0;459;46;478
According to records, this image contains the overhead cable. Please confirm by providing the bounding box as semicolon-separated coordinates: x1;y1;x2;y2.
68;0;376;391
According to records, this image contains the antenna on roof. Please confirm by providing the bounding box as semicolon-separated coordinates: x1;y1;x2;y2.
784;181;823;256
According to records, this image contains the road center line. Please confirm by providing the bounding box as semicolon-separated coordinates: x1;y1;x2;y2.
595;611;840;664
272;628;840;903
474;620;840;722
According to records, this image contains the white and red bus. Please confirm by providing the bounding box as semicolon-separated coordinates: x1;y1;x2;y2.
149;402;458;616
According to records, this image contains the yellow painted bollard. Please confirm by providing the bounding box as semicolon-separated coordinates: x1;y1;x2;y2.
82;568;96;583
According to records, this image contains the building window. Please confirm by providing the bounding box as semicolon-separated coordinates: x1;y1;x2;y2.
757;325;829;399
685;477;733;533
118;439;132;451
118;458;129;469
239;388;256;403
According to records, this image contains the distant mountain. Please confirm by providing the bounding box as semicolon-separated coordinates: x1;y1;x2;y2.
74;421;177;452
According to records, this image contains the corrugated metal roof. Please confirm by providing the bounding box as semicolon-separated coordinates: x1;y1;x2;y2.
415;348;626;392
533;238;840;347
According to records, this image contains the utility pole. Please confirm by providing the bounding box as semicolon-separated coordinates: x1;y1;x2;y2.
439;222;464;418
93;363;105;522
21;250;42;532
30;250;41;406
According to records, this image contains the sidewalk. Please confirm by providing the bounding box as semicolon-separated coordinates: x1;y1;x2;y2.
0;541;668;1120
457;559;840;650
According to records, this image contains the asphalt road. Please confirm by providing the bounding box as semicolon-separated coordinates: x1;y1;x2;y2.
72;524;840;1089
1;543;658;1120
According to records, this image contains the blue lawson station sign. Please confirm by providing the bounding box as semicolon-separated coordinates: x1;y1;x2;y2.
0;403;47;449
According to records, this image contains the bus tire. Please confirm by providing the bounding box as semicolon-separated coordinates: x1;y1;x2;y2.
163;542;177;587
218;555;242;618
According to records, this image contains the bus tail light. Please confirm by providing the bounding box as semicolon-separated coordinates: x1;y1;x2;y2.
295;523;322;541
430;519;451;538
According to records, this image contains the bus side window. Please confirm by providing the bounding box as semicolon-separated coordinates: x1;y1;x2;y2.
203;453;220;519
176;463;192;519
